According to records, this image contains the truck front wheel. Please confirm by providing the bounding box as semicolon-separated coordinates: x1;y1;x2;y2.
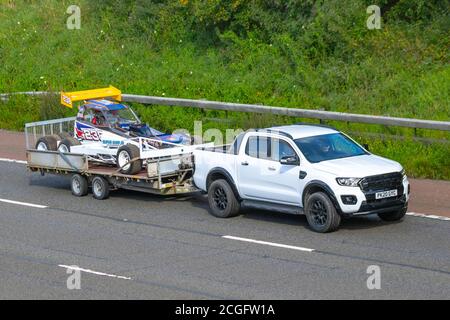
207;179;240;218
305;192;341;233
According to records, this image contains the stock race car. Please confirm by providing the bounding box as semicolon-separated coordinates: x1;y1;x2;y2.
73;98;190;147
35;87;197;175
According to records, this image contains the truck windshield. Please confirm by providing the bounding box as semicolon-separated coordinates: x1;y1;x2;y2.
294;133;367;163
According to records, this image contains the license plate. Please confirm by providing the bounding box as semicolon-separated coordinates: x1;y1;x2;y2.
375;189;398;200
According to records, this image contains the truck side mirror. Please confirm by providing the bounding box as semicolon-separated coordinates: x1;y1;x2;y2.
363;143;370;151
280;155;299;166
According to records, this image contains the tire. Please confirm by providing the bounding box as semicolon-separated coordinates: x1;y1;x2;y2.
305;192;341;233
58;137;81;152
116;144;142;175
378;207;407;221
71;174;88;197
207;179;240;218
92;176;110;200
58;132;72;140
35;135;58;151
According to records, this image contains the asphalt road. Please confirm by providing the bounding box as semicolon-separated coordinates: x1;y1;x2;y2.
0;161;449;299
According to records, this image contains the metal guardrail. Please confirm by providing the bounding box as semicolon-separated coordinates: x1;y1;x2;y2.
1;91;449;131
122;94;450;131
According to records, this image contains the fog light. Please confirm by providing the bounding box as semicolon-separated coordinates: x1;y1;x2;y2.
341;195;357;205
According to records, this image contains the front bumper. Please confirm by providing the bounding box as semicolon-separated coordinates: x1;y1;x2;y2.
352;195;407;216
335;173;410;216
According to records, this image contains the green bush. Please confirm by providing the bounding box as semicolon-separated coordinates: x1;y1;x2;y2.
0;0;448;179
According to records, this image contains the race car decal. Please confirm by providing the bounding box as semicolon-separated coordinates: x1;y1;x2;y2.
75;122;102;141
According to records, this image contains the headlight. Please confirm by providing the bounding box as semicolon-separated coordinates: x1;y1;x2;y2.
401;168;407;181
336;177;361;187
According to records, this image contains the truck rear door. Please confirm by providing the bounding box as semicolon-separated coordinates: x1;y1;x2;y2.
237;134;302;205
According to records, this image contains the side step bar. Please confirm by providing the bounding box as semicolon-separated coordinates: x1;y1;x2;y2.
241;199;304;215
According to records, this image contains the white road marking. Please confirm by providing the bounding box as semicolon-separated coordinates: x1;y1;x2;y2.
223;235;314;252
0;157;27;164
407;212;450;221
1;157;449;222
0;198;47;209
58;265;132;280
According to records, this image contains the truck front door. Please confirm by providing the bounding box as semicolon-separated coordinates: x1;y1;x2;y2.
238;134;302;205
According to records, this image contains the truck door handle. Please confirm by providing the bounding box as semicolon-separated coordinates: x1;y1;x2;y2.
241;161;249;166
268;166;276;171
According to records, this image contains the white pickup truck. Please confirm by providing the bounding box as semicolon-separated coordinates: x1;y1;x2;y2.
193;124;410;232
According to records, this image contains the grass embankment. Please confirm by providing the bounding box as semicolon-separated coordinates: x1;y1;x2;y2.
0;0;448;179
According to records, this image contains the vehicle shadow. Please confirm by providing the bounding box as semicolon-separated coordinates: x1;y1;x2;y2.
29;174;397;232
237;207;395;232
189;195;394;232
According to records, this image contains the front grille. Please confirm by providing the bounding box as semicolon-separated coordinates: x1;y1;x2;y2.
359;172;404;204
359;172;403;192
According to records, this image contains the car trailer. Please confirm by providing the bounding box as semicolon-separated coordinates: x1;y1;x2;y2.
27;149;200;199
25;117;212;199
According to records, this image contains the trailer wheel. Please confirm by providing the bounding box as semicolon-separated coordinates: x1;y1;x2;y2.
71;174;88;197
58;137;81;153
35;136;58;151
117;144;142;175
208;179;240;218
92;176;110;200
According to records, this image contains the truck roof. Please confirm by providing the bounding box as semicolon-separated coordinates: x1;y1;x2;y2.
268;124;338;139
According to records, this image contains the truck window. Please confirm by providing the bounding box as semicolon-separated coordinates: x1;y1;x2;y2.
271;139;297;161
229;132;245;155
245;136;270;159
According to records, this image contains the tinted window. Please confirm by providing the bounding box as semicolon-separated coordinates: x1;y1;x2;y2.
245;136;270;159
294;133;367;163
271;139;297;161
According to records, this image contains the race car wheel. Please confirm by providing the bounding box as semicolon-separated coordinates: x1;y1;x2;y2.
92;176;110;200
305;192;341;233
58;137;81;153
207;179;241;218
71;174;88;197
58;132;72;140
35;136;58;151
117;144;142;175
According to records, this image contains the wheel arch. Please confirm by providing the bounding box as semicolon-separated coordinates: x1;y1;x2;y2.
206;168;241;201
302;180;342;214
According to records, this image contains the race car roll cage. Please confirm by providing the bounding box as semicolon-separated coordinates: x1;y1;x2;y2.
57;86;212;165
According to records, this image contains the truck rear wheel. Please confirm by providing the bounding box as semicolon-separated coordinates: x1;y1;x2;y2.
117;144;142;175
305;192;341;233
71;174;88;197
207;179;240;218
35;135;58;151
378;207;407;221
58;137;80;153
92;176;110;200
